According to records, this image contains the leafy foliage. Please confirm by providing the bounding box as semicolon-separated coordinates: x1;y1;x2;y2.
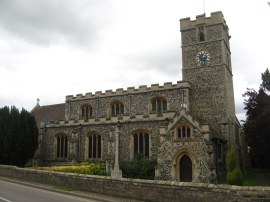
227;167;243;186
120;156;156;180
226;150;236;172
35;163;106;176
226;151;243;185
0;106;38;167
243;68;270;168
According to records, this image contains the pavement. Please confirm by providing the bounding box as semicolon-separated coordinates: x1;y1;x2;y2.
0;177;144;202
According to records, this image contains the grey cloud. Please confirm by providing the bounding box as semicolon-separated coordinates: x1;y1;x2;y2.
235;100;245;121
126;45;181;79
0;0;111;46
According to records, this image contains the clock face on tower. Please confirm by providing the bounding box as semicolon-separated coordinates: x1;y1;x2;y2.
196;51;210;64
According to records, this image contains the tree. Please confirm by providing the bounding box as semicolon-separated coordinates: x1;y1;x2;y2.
243;68;270;168
0;106;38;167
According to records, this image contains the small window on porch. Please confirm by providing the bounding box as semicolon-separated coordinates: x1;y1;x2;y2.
177;125;191;138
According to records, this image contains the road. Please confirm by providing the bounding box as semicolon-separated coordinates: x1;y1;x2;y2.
0;179;101;202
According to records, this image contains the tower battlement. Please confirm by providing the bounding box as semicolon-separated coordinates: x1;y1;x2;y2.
180;11;227;31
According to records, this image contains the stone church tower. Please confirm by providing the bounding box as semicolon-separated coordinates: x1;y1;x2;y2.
33;11;245;183
180;11;240;155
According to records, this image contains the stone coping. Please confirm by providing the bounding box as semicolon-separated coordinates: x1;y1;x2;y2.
180;11;227;31
0;165;270;201
66;81;191;101
45;112;175;128
0;165;269;192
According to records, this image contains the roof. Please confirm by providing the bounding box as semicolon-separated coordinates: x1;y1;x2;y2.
196;117;227;141
31;103;65;128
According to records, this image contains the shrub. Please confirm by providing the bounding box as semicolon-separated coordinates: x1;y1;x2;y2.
226;150;243;185
90;163;106;175
80;161;90;166
226;150;236;172
227;167;244;185
35;163;106;176
24;159;33;167
120;156;156;180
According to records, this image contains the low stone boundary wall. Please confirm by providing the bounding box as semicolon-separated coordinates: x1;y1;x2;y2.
0;165;269;202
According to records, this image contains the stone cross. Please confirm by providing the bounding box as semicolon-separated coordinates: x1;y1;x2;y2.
36;98;40;106
111;124;122;179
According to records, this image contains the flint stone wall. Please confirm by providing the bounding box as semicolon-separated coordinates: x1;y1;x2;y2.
0;165;269;202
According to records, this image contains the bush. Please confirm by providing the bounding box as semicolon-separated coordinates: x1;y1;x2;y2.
90;163;106;175
35;163;106;176
24;159;33;167
226;150;236;172
120;156;156;180
227;167;244;185
226;150;243;185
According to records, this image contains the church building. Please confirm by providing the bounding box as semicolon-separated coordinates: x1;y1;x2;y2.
32;11;245;183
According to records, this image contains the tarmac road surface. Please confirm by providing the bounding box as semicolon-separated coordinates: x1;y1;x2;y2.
0;178;142;202
0;179;100;202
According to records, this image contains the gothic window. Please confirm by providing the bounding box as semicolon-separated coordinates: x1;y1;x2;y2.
133;131;150;158
177;125;191;138
56;135;68;158
151;97;167;114
111;101;124;116
88;133;101;159
198;26;205;42
80;104;93;119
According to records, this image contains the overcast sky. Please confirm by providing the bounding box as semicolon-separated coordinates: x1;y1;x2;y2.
0;0;269;121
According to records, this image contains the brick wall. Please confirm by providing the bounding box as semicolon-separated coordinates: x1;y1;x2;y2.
0;165;269;202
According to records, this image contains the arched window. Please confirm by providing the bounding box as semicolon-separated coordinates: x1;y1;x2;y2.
88;133;101;159
133;131;150;158
151;97;167;114
80;104;93;119
177;125;191;138
111;101;124;116
56;135;68;158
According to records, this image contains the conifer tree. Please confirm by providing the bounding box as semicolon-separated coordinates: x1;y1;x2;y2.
0;106;38;166
243;68;270;168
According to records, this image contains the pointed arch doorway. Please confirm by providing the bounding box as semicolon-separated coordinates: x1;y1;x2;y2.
179;155;192;182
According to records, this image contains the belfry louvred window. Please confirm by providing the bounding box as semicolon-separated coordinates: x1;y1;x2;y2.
198;26;205;42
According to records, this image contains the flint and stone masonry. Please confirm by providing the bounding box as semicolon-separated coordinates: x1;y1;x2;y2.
33;11;245;183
